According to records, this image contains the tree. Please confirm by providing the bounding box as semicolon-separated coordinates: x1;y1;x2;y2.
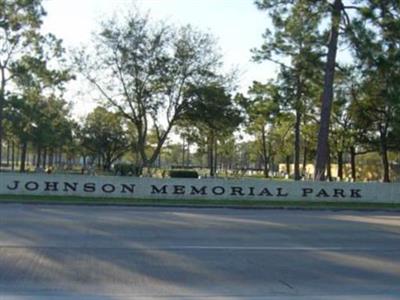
269;113;295;177
32;96;73;169
349;76;400;183
315;0;400;180
5;95;34;172
314;0;345;180
253;0;323;180
347;1;400;182
6;93;73;172
237;82;280;178
0;0;54;169
181;83;243;176
217;135;239;175
329;67;359;181
76;10;221;173
172;124;198;168
300;115;318;178
254;1;398;180
79;107;131;171
8;43;71;171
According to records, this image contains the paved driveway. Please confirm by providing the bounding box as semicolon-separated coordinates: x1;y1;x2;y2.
0;204;399;299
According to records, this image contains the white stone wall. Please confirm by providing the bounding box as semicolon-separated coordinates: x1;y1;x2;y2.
0;173;398;203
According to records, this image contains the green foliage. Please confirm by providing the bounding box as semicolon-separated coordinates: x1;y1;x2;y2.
180;82;243;176
183;83;243;133
346;2;400;182
76;10;222;169
169;170;199;178
238;81;280;132
79;107;131;170
0;0;57;165
6;94;72;146
236;82;282;177
253;0;324;180
0;0;73;172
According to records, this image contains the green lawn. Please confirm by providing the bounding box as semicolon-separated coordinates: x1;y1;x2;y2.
0;194;399;210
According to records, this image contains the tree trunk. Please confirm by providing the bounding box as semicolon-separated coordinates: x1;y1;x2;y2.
380;136;390;182
182;138;185;167
208;133;215;177
49;149;54;167
11;140;15;171
302;145;307;178
314;0;343;181
294;109;301;180
140;122;175;171
16;143;20;167
337;150;343;181
327;146;332;181
286;155;291;177
58;149;63;166
134;148;140;169
0;71;5;172
270;156;275;176
36;147;42;168
20;141;27;172
42;148;47;170
214;136;218;176
350;146;356;182
261;126;269;178
294;77;302;180
186;142;190;167
103;154;111;171
6;140;10;167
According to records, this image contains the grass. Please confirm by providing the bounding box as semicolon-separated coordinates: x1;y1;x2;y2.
0;194;400;211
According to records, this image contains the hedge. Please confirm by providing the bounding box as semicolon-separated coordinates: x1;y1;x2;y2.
169;170;199;178
114;163;141;176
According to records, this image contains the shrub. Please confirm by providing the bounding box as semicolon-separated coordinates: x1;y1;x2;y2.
169;170;199;178
114;163;140;176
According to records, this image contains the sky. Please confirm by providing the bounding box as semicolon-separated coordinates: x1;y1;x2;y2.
41;0;276;117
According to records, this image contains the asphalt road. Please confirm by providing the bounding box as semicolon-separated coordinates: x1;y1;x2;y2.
0;204;399;299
